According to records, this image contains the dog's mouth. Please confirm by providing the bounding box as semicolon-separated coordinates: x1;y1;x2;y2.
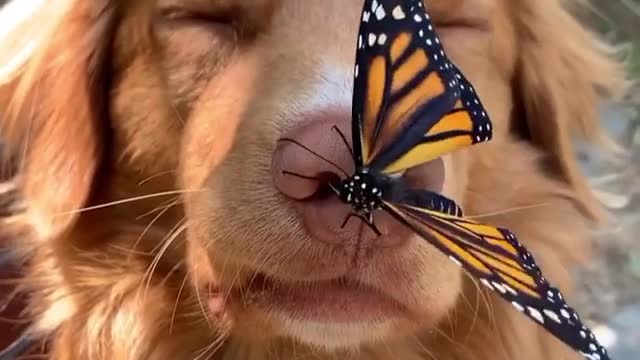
217;272;408;324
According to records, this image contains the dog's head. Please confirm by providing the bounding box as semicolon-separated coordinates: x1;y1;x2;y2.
0;0;625;358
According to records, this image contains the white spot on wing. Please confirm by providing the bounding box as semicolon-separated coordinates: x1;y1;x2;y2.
503;284;517;296
511;301;524;312
543;309;562;323
480;279;494;291
448;256;462;267
368;33;377;46
375;5;386;20
392;5;406;19
527;307;544;324
492;281;506;294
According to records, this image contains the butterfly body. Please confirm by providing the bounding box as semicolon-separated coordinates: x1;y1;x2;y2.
333;168;462;223
335;169;386;214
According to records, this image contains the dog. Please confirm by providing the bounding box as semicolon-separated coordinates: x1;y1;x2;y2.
0;0;626;359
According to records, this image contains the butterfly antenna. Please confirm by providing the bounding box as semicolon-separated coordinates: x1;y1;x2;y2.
330;125;353;157
282;171;322;181
277;138;349;178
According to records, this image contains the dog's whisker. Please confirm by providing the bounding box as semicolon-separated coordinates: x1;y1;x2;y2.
159;259;185;286
381;338;396;359
137;169;178;186
128;197;183;260
469;283;483;345
144;224;186;292
196;238;246;319
170;272;190;335
192;332;228;360
0;287;20;313
139;220;188;302
54;189;205;216
456;286;480;345
193;270;214;329
466;275;513;358
109;244;151;257
465;202;552;219
411;334;440;360
136;196;183;220
222;267;243;312
467;274;495;325
150;218;187;255
240;242;278;300
169;102;186;126
213;249;240;312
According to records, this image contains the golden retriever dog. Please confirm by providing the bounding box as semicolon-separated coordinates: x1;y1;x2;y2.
0;0;626;359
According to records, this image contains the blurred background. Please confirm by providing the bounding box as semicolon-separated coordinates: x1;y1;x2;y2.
0;0;638;359
571;2;640;359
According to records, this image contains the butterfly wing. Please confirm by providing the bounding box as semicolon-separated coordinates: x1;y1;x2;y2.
352;0;459;171
383;63;494;174
352;0;493;175
381;191;609;360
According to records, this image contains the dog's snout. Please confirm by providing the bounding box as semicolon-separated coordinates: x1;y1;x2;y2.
271;110;412;249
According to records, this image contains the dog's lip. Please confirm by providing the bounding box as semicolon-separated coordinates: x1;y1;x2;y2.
230;273;409;323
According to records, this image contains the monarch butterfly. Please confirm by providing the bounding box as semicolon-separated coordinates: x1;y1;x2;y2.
279;1;609;359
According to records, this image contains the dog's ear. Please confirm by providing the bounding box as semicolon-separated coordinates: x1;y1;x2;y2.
0;0;116;243
510;0;627;221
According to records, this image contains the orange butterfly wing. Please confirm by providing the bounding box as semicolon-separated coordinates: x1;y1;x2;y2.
351;0;460;172
380;191;609;360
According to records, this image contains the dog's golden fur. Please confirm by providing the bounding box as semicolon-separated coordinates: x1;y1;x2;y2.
0;0;626;359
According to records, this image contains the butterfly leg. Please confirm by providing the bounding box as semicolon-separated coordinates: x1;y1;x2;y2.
340;212;382;236
330;125;353;157
340;213;357;229
364;212;382;236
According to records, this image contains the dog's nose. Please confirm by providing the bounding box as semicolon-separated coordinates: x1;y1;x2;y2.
271;109;413;249
272;109;355;200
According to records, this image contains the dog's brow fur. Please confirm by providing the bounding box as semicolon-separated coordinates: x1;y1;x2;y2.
0;0;627;359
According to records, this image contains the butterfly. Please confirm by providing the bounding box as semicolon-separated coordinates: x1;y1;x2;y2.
279;1;610;360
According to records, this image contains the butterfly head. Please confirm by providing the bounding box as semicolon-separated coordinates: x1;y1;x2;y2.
336;169;387;214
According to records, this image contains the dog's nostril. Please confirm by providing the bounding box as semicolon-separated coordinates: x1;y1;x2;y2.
282;171;340;201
